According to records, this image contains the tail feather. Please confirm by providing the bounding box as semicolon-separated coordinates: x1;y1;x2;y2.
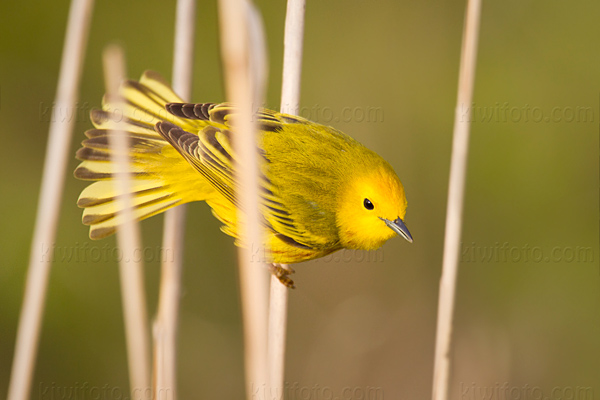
75;71;213;240
77;180;165;207
104;74;200;133
81;185;176;222
84;197;182;240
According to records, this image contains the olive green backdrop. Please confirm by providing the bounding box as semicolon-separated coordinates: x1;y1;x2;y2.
1;0;598;399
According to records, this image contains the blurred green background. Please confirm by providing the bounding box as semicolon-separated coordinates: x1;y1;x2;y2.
1;0;598;399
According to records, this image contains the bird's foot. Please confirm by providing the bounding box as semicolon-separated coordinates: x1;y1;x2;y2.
269;264;296;289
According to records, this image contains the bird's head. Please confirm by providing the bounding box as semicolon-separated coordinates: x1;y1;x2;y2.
336;164;412;250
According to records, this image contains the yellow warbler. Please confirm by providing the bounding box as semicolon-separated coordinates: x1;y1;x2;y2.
75;71;412;265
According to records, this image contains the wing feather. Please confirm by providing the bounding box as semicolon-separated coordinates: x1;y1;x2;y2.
154;108;317;248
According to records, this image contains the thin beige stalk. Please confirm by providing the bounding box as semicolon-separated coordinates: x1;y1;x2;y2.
103;45;151;400
279;0;306;115
7;1;95;399
154;1;197;399
218;0;270;398
432;1;482;400
268;0;306;395
267;279;289;397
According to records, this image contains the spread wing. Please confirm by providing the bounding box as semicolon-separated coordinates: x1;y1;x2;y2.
157;102;317;250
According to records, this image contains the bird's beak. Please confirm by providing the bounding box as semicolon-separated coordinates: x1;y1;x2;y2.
381;217;413;243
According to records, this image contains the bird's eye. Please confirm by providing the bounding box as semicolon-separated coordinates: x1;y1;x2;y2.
363;198;374;210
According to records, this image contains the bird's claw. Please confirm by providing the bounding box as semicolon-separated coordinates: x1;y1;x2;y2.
269;264;296;289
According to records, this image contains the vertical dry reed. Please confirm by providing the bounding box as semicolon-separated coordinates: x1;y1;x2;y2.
268;0;307;395
7;1;95;399
103;45;151;400
432;1;482;400
218;0;270;398
153;1;197;399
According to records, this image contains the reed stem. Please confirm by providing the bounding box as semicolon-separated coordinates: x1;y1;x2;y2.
432;1;482;399
7;1;95;399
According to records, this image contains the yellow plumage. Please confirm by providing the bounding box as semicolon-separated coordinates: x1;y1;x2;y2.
75;71;412;264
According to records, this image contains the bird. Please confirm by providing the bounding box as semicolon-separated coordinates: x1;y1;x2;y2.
74;71;412;274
